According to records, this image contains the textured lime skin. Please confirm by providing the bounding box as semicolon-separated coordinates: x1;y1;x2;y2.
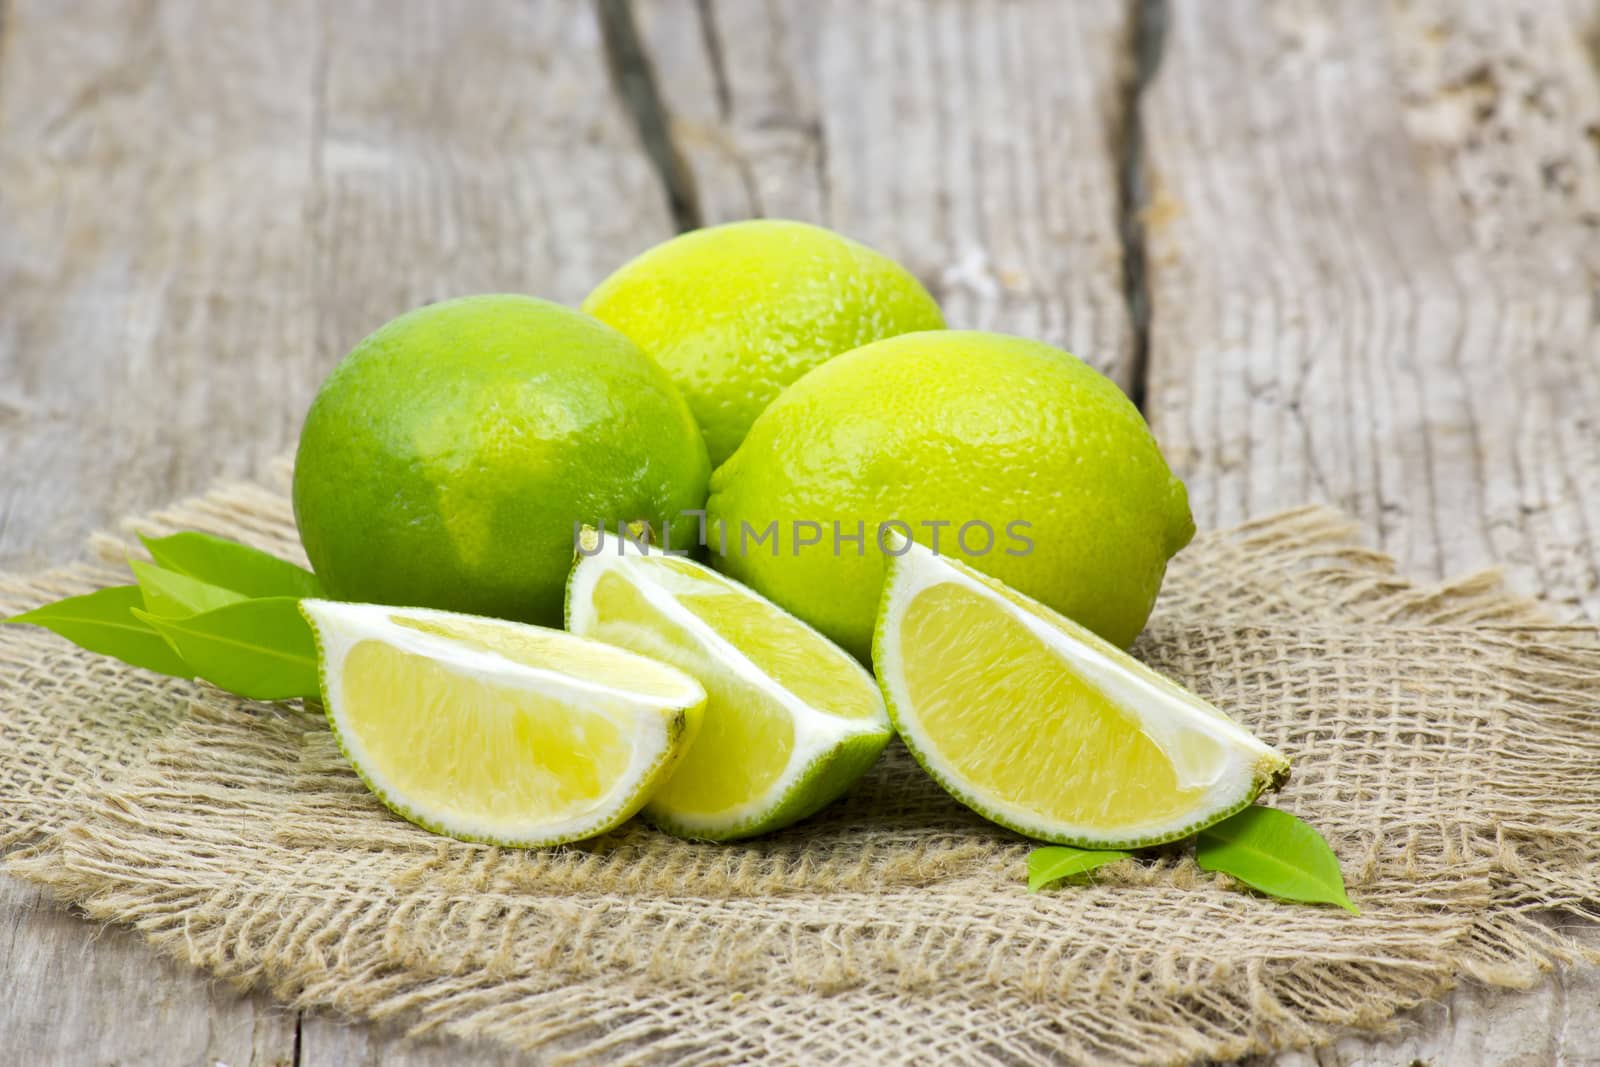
706;330;1195;661
582;220;945;466
293;295;710;625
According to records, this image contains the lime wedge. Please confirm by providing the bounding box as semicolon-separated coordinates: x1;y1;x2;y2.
565;551;890;840
873;542;1290;849
300;600;704;847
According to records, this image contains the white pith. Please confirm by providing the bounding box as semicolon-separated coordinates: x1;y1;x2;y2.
876;543;1285;845
566;552;889;834
302;599;704;844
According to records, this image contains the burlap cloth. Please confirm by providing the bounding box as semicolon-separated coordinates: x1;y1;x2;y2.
3;466;1599;1065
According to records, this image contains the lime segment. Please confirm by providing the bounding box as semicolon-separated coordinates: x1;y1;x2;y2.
874;543;1289;849
302;600;705;848
566;551;891;840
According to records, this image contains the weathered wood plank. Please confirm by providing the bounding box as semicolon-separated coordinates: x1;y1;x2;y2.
0;0;326;574
633;0;1141;386
0;878;299;1066
1142;1;1600;1062
0;2;676;1064
1144;0;1600;611
311;0;675;357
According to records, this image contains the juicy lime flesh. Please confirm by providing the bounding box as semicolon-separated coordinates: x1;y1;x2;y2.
898;582;1218;829
340;639;634;827
648;559;880;721
590;572;793;818
389;614;690;700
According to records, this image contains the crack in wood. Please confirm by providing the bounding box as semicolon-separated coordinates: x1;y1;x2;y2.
1119;0;1167;412
692;0;768;216
695;0;732;119
597;0;704;231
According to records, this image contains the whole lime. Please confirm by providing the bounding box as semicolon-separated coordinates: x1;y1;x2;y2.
293;295;710;624
705;330;1194;661
581;219;945;467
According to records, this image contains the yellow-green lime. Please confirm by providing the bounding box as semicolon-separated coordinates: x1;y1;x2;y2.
582;219;945;466
565;545;889;840
301;599;706;847
874;540;1289;849
293;295;709;626
707;330;1195;661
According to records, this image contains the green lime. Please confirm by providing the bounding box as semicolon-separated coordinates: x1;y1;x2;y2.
706;330;1194;661
582;219;945;467
293;295;709;625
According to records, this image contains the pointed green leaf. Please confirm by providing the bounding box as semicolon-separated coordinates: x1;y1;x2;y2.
4;586;193;678
1197;806;1359;913
133;597;320;701
130;560;249;618
140;531;322;600
1027;845;1133;892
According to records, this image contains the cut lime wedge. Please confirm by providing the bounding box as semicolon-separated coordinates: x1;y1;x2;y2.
566;551;890;839
301;600;704;847
874;542;1289;849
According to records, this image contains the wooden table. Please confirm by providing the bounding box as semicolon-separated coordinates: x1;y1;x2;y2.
4;1;1598;1062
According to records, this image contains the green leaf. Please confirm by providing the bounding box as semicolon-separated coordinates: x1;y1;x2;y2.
140;531;322;600
133;597;320;701
130;560;249;618
1197;806;1359;913
1027;845;1134;892
4;586;193;679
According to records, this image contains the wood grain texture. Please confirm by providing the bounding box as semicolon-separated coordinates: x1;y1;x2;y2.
311;0;675;360
1142;1;1600;1062
633;0;1140;386
0;878;298;1066
0;0;327;575
0;0;676;578
0;2;673;1064
1144;0;1600;614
